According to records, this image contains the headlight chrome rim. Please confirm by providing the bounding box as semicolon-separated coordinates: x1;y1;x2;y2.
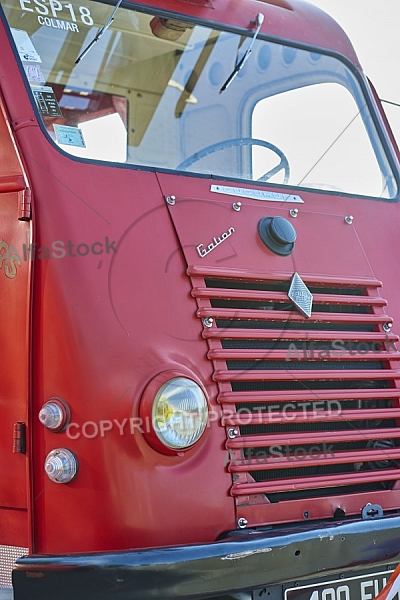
140;372;209;455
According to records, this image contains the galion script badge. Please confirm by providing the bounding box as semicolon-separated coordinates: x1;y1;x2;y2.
288;272;313;318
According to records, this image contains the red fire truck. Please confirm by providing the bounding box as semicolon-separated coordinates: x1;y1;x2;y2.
1;0;400;597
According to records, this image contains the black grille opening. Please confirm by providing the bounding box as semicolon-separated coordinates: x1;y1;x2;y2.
266;482;394;502
216;319;376;332
241;440;382;458
226;360;385;371
236;398;394;411
221;339;388;351
242;449;400;478
206;278;291;293
235;398;395;432
231;379;391;391
212;299;292;311
211;299;370;314
237;418;397;435
205;278;365;296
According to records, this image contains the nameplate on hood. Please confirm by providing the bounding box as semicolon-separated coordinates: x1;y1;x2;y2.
210;185;304;203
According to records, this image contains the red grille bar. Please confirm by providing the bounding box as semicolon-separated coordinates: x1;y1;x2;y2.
209;349;399;361
226;428;400;448
192;287;387;307
198;307;393;325
218;389;400;404
214;369;400;382
187;265;382;288
229;448;400;472
231;470;400;495
204;329;398;342
223;409;400;426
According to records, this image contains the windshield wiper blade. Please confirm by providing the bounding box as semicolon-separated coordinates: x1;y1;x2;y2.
220;13;264;93
75;0;123;64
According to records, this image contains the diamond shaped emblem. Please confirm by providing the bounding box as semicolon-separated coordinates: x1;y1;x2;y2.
288;273;313;318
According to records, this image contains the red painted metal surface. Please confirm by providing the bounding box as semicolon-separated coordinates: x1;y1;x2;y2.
21;150;234;553
0;96;31;547
0;0;399;567
158;171;400;526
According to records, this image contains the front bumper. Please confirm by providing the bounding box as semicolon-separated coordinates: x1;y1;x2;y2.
13;515;400;600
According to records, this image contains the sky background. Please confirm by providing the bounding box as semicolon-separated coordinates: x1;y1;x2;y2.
308;1;400;144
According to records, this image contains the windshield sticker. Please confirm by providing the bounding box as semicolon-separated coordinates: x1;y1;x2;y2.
210;185;304;204
10;28;42;62
18;0;94;32
54;124;86;148
24;64;45;84
32;85;63;117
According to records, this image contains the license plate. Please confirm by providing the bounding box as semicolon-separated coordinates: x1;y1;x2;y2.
285;570;395;600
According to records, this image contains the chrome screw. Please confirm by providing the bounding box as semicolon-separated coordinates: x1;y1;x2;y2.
165;195;176;206
237;518;248;529
203;317;214;328
233;202;242;212
383;322;393;333
290;208;298;218
344;215;353;225
227;428;239;439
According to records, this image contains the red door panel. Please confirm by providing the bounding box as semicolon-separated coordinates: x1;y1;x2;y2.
0;95;31;544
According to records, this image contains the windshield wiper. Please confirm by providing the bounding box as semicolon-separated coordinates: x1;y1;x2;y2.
75;0;123;64
220;13;264;93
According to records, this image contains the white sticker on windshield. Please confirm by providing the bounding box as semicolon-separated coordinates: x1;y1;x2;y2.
11;28;42;63
54;125;86;148
24;64;45;84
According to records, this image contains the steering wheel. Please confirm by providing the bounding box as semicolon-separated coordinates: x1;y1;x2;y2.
177;138;290;183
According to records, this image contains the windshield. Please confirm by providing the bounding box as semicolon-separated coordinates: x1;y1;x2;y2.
2;0;398;198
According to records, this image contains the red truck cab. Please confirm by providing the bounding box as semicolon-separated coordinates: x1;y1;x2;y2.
1;0;400;598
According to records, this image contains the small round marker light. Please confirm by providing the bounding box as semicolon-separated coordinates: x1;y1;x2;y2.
38;398;70;432
44;449;78;484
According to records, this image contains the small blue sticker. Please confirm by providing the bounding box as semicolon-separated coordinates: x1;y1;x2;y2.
53;124;86;148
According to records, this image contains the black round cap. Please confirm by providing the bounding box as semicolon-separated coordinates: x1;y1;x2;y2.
258;216;296;256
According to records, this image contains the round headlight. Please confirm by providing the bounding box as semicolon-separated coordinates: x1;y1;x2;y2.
152;377;208;450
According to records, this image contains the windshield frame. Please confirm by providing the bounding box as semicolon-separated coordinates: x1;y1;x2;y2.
1;0;399;202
